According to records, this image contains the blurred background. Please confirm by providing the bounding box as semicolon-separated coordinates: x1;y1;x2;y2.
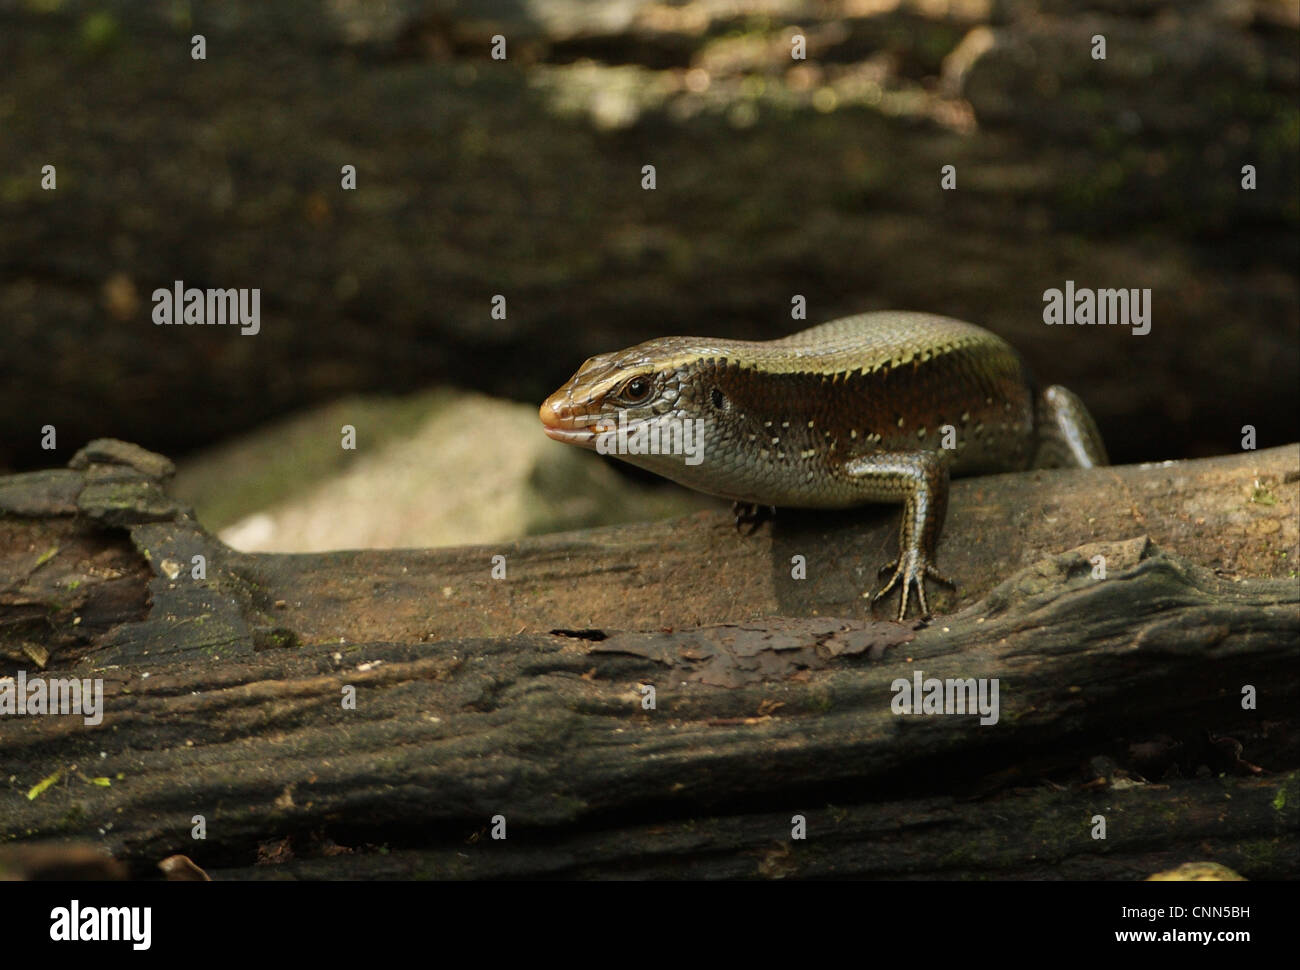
1;0;1296;551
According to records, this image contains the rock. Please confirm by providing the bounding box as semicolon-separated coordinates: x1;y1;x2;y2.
171;390;712;551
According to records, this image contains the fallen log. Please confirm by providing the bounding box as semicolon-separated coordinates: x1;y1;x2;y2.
0;440;1296;879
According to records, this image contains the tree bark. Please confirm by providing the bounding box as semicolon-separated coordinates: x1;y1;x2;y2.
1;440;1296;879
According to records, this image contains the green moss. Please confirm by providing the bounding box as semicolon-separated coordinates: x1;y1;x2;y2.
79;11;120;54
166;0;193;31
253;626;299;650
1234;837;1280;873
1261;109;1300;156
809;691;834;714
1250;483;1276;506
0;176;38;204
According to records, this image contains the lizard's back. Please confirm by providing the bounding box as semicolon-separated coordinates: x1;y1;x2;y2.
659;311;1039;507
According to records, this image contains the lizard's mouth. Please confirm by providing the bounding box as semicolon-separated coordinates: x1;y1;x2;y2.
539;394;612;447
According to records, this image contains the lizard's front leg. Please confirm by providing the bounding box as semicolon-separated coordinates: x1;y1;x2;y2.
843;450;954;621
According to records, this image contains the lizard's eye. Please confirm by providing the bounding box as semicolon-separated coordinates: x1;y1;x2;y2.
619;376;654;404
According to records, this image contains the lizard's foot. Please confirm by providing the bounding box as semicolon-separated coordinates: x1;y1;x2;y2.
732;501;776;535
871;554;954;622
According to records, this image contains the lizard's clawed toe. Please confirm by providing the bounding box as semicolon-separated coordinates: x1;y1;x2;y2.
871;553;953;622
924;564;955;588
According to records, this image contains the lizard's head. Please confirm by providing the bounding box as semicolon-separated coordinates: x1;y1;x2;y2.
540;341;687;450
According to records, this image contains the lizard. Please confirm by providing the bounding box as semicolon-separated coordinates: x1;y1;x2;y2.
539;311;1107;621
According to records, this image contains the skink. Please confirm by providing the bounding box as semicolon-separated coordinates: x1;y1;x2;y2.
540;311;1107;621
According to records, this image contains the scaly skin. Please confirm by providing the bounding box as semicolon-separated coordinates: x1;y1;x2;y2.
540;311;1107;621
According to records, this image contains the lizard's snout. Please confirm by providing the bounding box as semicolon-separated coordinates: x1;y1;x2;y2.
539;392;566;431
540;389;599;444
538;384;603;444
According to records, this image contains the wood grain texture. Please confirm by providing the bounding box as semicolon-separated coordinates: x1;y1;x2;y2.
0;440;1296;878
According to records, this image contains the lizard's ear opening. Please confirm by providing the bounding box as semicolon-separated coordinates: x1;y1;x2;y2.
710;388;728;410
